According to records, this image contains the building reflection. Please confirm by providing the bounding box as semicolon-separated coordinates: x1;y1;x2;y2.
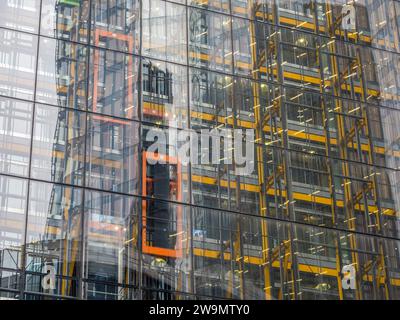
0;0;400;300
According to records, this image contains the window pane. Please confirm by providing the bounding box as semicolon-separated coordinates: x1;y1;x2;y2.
188;8;232;72
142;125;190;204
90;0;140;53
41;0;89;43
88;48;139;120
25;181;82;297
85;115;140;195
0;0;40;34
36;37;87;110
0;29;37;101
142;59;188;128
31;105;86;186
0;97;33;177
142;0;187;64
0;175;27;271
141;199;192;295
84;190;139;292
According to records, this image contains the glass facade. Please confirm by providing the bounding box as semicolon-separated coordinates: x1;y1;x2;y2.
0;0;399;300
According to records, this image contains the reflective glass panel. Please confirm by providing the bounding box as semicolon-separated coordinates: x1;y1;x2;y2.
0;29;37;101
0;175;27;271
0;97;32;177
25;181;82;297
85;115;140;195
31;104;86;186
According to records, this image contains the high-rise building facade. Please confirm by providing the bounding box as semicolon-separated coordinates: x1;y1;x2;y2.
0;0;399;300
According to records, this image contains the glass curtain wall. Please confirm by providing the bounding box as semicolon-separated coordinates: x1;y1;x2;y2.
0;0;399;300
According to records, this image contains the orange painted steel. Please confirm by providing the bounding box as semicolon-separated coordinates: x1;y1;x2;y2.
142;151;183;258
